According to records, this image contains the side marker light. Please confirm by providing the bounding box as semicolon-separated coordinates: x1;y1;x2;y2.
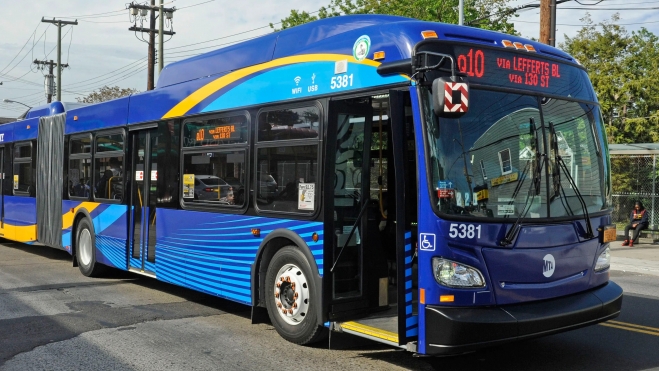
421;30;438;39
251;228;261;237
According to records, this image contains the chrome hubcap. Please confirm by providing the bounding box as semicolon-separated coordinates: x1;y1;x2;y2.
273;263;310;325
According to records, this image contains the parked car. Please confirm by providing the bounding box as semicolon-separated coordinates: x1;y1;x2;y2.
258;173;278;199
194;175;234;203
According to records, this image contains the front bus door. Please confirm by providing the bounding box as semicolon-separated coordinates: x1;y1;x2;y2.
326;90;417;347
326;95;389;320
128;128;158;275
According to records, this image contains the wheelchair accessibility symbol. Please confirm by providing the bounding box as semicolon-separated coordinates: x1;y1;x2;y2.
419;233;436;251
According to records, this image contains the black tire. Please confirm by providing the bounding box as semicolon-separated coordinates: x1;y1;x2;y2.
75;218;105;277
265;246;326;344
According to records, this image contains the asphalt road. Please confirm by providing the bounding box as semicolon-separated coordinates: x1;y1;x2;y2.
1;240;658;371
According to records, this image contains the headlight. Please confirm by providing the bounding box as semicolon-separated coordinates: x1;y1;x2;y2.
432;257;485;288
594;246;610;272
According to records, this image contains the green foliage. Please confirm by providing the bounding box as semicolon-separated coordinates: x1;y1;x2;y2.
271;0;517;34
561;14;659;144
76;86;139;104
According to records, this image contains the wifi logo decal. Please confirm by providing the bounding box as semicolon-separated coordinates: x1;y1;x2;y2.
294;76;302;86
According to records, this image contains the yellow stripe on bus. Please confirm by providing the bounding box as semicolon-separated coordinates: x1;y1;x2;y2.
0;202;100;244
1;224;37;242
341;321;399;343
62;202;100;230
162;54;381;119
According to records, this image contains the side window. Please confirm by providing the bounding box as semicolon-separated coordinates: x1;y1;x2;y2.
182;150;246;206
94;131;124;201
69;136;92;198
255;104;321;214
12;142;36;197
181;112;248;207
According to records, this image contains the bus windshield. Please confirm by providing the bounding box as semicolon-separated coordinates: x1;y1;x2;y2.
422;86;608;220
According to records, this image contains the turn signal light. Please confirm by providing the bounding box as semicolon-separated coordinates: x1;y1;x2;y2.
251;228;261;237
373;51;385;60
440;295;455;302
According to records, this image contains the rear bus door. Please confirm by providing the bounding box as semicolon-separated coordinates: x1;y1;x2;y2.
128;128;158;274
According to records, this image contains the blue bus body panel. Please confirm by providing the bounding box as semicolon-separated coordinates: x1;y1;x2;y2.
61;201;129;268
25;101;65;120
156;33;279;89
155;209;324;305
2;196;37;243
0;122;14;143
127;78;215;124
66;97;130;134
12;117;39;141
4;196;36;227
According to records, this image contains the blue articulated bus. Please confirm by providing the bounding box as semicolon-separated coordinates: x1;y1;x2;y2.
0;15;622;355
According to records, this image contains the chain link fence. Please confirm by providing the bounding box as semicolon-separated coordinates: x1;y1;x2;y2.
611;154;659;229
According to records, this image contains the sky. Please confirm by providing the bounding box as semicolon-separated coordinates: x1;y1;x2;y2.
0;0;656;118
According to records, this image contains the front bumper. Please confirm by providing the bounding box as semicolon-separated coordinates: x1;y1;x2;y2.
425;281;623;355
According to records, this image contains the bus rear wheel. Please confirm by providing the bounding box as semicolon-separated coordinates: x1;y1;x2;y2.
265;246;325;344
76;218;105;277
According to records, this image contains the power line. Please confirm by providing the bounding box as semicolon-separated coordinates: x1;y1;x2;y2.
0;23;50;79
67;57;147;88
0;22;41;77
560;6;659;9
177;0;216;9
44;9;126;19
515;19;659;26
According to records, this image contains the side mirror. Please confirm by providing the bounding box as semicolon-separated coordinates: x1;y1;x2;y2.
432;77;469;118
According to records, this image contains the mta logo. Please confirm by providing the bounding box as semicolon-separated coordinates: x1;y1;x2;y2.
542;254;555;278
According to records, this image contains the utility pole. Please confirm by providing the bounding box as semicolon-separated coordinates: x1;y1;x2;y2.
33;60;58;103
540;0;569;46
159;0;164;73
540;0;551;45
41;18;77;101
550;0;557;47
128;2;176;90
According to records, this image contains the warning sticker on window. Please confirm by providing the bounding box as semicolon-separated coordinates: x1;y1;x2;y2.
298;183;315;210
183;174;195;198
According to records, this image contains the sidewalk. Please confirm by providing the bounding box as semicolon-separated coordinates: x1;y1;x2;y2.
610;237;659;277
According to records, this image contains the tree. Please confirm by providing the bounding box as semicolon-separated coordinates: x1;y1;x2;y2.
271;0;517;35
561;14;659;144
76;86;139;104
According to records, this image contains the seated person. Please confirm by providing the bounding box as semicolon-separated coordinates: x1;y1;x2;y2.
622;201;649;247
95;170;114;199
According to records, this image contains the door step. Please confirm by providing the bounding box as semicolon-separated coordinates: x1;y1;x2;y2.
336;320;402;348
128;267;156;278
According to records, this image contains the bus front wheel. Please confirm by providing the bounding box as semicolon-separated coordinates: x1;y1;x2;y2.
75;218;105;277
265;246;325;344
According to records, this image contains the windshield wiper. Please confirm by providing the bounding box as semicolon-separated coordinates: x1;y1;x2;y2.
500;118;544;246
548;121;574;216
548;121;594;238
